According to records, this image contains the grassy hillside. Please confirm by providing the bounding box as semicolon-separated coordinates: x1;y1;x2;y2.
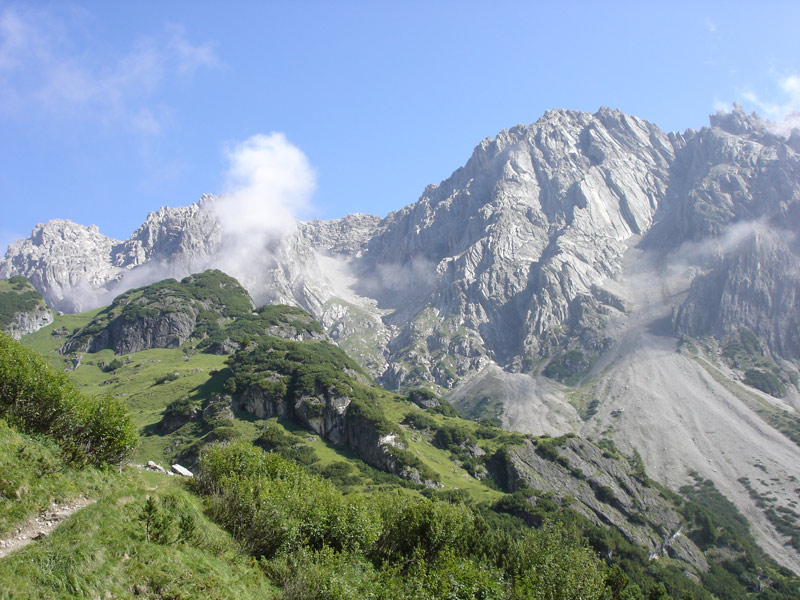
0;420;278;599
9;272;800;598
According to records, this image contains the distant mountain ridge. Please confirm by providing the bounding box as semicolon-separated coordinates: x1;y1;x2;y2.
4;105;800;570
3;106;797;385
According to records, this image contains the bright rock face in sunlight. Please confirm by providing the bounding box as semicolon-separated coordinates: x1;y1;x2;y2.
3;105;800;571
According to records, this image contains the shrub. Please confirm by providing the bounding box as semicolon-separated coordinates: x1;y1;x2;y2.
104;358;123;372
370;493;476;564
509;521;607;600
154;372;180;385
403;411;437;431
195;441;381;557
595;485;616;504
535;438;560;462
543;350;589;383
430;400;460;417
139;493;197;545
744;369;786;397
79;393;139;465
0;333;137;466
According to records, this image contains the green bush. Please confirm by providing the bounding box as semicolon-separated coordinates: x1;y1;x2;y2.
79;393;139;465
163;396;199;420
509;521;607;600
0;333;137;466
370;493;476;564
0;277;44;330
430;400;460;417
195;441;381;557
154;371;180;385
432;422;473;450
744;368;786;397
403;410;437;431
314;461;362;488
139;493;197;545
594;485;616;504
104;358;123;372
542;350;589;383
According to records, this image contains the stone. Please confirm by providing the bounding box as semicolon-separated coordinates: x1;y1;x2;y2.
145;460;167;473
171;464;193;478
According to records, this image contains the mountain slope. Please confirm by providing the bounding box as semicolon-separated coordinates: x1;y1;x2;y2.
16;277;800;598
3;104;800;571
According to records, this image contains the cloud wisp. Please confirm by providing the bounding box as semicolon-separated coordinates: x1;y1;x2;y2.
31;131;318;311
739;73;800;136
0;6;219;135
208;133;317;300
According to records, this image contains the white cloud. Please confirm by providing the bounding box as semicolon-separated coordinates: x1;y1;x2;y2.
166;24;220;75
0;6;220;135
208;133;317;298
738;73;800;136
215;133;316;239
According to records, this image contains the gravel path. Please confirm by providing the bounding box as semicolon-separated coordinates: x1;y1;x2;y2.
0;497;95;560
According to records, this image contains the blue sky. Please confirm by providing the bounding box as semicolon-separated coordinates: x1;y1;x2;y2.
2;1;799;254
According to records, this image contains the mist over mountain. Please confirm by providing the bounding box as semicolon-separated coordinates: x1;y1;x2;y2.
3;105;800;570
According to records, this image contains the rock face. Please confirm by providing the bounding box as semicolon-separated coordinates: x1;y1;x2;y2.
0;276;53;339
86;309;198;355
675;233;800;357
353;108;674;382
5;304;52;340
494;437;708;575
0;221;123;313
113;196;221;270
61;269;256;355
239;384;413;478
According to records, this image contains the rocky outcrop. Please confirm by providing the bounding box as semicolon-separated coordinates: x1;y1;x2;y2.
112;196;220;269
0;199;221;313
298;213;383;255
5;304;52;340
0;221;124;312
238;384;414;479
675;233;800;357
91;310;198;355
158;394;233;435
495;437;708;575
61;270;256;355
0;276;53;339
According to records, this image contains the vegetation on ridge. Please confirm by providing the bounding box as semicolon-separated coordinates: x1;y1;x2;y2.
0;276;46;332
0;332;137;466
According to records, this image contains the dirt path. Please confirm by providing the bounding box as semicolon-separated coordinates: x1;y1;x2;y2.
0;497;95;560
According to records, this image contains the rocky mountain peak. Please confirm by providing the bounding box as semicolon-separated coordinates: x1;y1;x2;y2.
113;199;220;269
708;102;768;136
